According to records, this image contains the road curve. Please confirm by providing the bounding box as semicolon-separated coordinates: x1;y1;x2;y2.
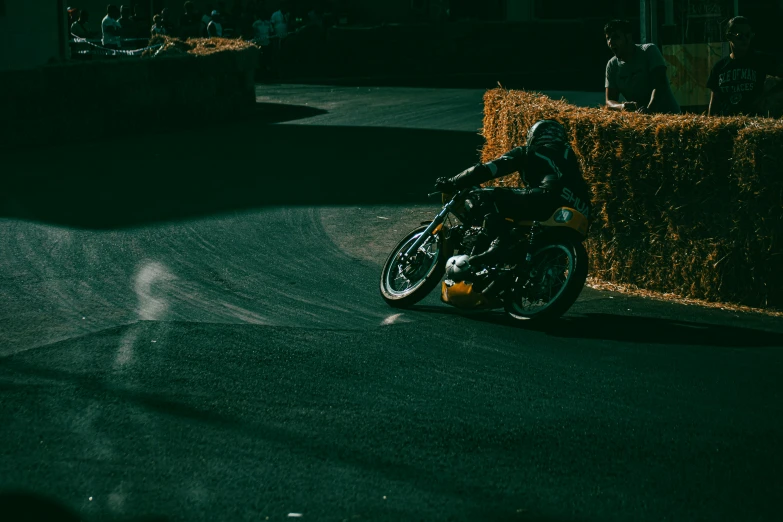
1;85;782;522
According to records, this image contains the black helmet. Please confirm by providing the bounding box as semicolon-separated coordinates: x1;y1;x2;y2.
526;120;567;148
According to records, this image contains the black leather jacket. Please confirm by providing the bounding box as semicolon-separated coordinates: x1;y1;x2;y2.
448;144;591;219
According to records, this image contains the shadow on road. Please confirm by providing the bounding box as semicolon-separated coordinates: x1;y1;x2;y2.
249;102;329;124
0;490;168;522
0;491;80;522
412;306;783;347
1;101;484;230
548;313;783;347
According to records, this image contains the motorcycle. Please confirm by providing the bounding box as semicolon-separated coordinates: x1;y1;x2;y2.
379;188;590;323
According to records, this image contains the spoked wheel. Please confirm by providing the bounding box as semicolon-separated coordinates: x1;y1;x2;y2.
504;239;588;323
380;225;447;308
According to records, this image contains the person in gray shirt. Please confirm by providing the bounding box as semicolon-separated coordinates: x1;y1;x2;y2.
604;19;681;114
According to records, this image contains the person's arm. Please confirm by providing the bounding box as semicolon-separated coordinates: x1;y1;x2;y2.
753;55;783;113
531;172;561;195
639;45;670;113
606;87;637;112
439;147;528;190
766;53;783;79
605;59;637;112
705;62;721;117
641;66;669;113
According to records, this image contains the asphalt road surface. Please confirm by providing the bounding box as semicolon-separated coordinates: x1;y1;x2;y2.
1;84;782;522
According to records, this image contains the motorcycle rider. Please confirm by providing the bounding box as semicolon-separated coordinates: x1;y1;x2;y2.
434;119;591;272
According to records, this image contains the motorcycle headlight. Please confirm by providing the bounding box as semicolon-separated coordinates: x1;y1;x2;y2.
463;199;474;211
554;209;573;223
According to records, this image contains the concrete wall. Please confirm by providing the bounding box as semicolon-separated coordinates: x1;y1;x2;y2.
506;0;533;22
282;18;610;90
0;0;63;71
0;48;259;150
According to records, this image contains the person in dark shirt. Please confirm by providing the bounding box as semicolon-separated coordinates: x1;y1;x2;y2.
161;8;177;36
118;5;139;44
604;19;680;114
70;9;97;38
707;16;783;117
179;1;202;38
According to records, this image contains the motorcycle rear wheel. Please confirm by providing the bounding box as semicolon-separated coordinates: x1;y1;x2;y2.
504;239;588;323
380;225;447;308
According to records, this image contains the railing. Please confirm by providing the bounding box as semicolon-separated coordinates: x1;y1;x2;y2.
69;36;162;57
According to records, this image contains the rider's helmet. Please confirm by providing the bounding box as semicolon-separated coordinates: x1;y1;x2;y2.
526;119;568;149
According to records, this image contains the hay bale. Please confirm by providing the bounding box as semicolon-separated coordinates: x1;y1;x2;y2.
482;87;783;310
144;36;259;58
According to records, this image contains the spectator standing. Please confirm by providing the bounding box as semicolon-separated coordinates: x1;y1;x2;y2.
101;4;123;50
118;5;138;45
604;19;680;114
161;8;177;36
252;10;272;47
70;9;96;58
179;1;202;38
271;1;291;41
707;16;783;117
201;4;215;37
207;10;223;37
67;7;79;28
151;14;167;36
71;9;96;38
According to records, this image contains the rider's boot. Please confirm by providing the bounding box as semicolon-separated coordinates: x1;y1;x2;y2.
468;213;514;269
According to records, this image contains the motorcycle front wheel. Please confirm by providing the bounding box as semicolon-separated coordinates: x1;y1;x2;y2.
504;239;588;323
380;225;447;308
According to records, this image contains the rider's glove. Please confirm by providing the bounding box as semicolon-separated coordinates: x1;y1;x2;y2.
434;177;457;193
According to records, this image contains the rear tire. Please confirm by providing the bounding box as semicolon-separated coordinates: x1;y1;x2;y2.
504;239;588;323
380;226;447;308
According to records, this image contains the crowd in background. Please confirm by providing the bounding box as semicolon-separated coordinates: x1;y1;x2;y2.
66;0;335;79
67;1;330;54
63;3;782;117
603;16;783;117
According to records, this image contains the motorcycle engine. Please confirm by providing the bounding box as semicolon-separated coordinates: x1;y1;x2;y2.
445;255;472;282
459;226;485;255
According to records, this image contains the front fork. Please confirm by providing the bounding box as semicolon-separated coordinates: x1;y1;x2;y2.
397;204;453;264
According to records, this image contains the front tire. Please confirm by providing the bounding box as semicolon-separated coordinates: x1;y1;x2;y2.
504;239;588;323
380;225;447;308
